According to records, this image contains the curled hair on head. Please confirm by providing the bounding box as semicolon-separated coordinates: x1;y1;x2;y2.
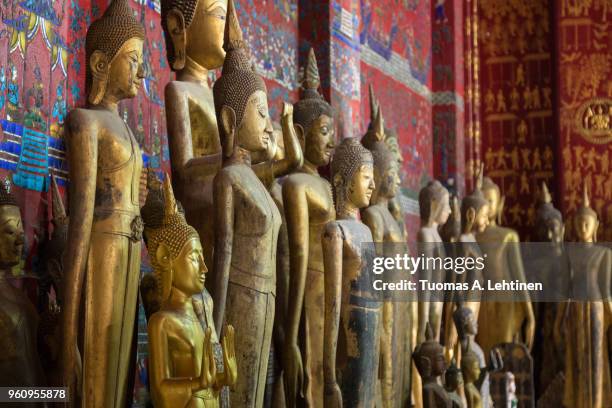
293;48;334;138
452;302;473;338
160;0;200;69
330;137;373;213
213;0;267;154
418;180;449;224
85;0;145;100
412;322;444;376
461;164;488;231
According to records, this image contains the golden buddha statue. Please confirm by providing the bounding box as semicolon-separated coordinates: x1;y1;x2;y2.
322;137;380;408
368;85;408;242
417;180;451;342
143;176;237;407
60;1;145;405
251;106;303;408
361;102;408;408
461;339;482;408
161;0;228;269
0;179;44;397
413;322;452;408
457;166;489;319
210;1;281;406
554;186;611;408
475;176;534;359
282;48;336;407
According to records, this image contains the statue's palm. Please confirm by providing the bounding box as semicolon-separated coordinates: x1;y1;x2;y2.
222;325;238;386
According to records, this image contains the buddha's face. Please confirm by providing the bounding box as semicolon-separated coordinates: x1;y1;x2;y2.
172;238;207;296
436;191;451;225
377;162;400;199
574;213;598;243
186;0;227;69
238;90;273;153
545;218;564;243
348;164;375;209
483;187;500;223
305;114;335;167
0;206;24;268
463;312;478;336
463;359;481;382
474;204;490;233
431;350;447;376
445;370;461;390
106;38;145;100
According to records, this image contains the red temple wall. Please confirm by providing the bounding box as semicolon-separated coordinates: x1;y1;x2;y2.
556;1;612;241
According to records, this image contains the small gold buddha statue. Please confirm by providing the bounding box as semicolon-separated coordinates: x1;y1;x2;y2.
413;322;452;408
554;186;611;408
417;180;451;343
282;48;336;407
60;1;145;405
0;178;44;399
143;176;237;407
161;0;228;269
210;1;281;406
322;137;381;408
361;101;407;408
475;175;535;359
461;339;482;408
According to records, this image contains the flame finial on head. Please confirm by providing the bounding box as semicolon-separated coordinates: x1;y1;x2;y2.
163;175;178;219
369;84;378;123
540;182;552;204
223;0;244;52
582;184;590;209
304;47;321;91
475;163;484;191
373;105;385;142
425;321;434;342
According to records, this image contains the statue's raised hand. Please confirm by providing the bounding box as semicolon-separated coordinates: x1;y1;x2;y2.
199;328;215;389
221;325;237;386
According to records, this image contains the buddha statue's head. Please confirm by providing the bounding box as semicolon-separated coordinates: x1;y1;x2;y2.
453;302;478;339
461;338;481;384
143;175;207;302
213;0;272;159
293;48;335;168
574;185;599;243
384;127;402;167
419;180;451;227
252;121;282;165
363;105;400;203
461;165;490;234
535;182;564;243
161;0;227;71
0;178;24;270
440;195;461;243
331;138;375;215
444;359;462;392
85;0;145;106
412;322;447;380
481;176;503;225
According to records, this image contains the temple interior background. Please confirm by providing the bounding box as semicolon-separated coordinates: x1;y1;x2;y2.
0;0;610;405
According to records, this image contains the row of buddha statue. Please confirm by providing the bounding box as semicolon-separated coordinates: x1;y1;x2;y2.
0;0;609;407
